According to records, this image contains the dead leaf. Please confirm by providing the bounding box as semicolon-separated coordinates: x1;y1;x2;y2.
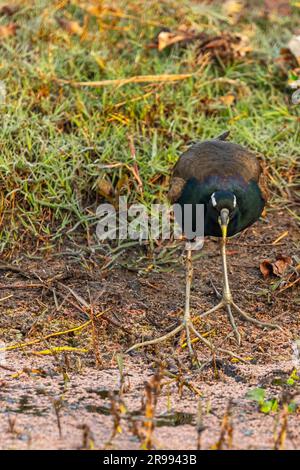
157;28;205;51
260;255;293;279
273;255;293;276
158;31;189;51
260;261;273;278
56;17;83;36
36;85;50;100
97;177;115;200
83;4;103;17
197;33;251;64
231;34;252;57
220;93;235;106
264;0;291;16
116;174;129;195
0;23;17;38
149;26;207;51
0;5;19;16
276;47;299;73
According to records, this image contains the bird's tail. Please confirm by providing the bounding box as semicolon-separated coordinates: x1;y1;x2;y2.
215;131;230;141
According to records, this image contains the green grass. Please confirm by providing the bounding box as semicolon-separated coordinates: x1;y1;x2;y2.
0;0;299;253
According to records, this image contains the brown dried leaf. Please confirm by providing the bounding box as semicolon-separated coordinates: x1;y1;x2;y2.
272;255;293;276
197;33;251;64
275;48;299;74
157;30;195;51
158;31;186;51
151;26;207;51
220;93;235;106
84;5;103;16
116;174;129;195
231;34;252;57
36;85;50;100
97;177;115;200
264;0;291;16
0;5;19;16
56;17;83;36
260;255;293;279
259;260;272;279
0;23;17;38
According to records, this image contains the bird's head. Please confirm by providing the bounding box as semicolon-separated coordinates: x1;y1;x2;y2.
209;190;237;240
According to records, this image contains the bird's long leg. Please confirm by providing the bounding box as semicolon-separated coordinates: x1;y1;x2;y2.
183;249;196;360
125;323;184;352
231;301;281;330
221;237;280;331
226;304;241;345
220;237;231;304
194;237;280;343
126;250;192;355
197;301;224;320
127;236;280;358
127;248;209;362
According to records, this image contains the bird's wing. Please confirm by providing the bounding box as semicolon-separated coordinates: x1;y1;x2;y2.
257;164;269;202
168;140;264;203
215;130;230;141
168;176;187;204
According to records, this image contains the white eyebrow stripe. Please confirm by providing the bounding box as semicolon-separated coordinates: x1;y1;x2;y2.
211;192;217;207
233;194;237;207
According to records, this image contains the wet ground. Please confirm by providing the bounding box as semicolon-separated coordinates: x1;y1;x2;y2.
1;355;300;450
0;209;299;449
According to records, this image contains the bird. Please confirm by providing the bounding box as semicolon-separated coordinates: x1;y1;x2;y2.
127;131;279;361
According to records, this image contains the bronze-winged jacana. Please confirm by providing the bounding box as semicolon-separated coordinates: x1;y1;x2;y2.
127;131;279;361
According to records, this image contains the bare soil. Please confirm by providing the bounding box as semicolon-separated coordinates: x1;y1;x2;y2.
0;209;299;450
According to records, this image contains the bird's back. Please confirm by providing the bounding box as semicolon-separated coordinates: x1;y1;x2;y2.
168;138;264;204
174;140;261;184
168;136;267;238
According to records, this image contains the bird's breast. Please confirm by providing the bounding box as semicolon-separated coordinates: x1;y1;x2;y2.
175;177;265;239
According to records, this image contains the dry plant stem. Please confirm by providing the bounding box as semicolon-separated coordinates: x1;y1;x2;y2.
56;73;195;88
0;308;112;353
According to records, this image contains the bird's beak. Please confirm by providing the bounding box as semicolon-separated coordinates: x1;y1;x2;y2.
218;208;229;241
